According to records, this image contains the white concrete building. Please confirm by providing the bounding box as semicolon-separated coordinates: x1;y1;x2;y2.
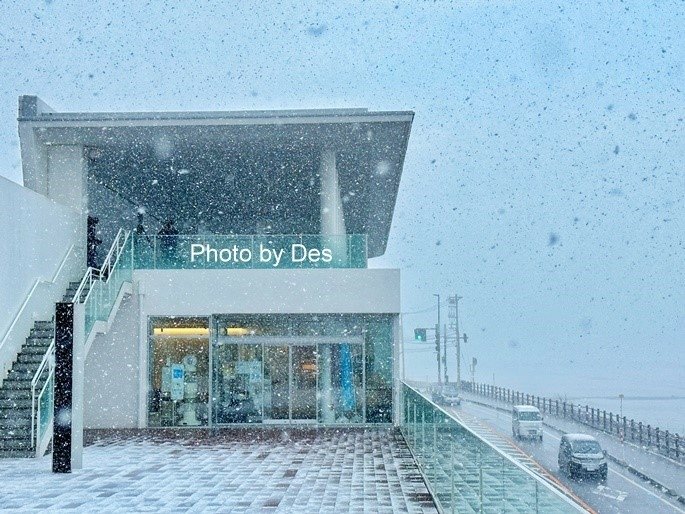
0;96;413;458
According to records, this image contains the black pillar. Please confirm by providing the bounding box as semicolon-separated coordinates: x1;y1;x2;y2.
53;302;74;473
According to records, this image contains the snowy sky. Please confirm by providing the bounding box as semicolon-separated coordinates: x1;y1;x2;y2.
1;1;683;396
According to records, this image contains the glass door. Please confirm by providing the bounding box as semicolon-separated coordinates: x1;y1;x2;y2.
263;345;289;421
213;342;263;424
290;345;317;421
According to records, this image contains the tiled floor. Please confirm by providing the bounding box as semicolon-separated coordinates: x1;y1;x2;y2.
0;428;437;513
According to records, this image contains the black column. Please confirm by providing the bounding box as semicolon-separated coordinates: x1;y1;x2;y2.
53;302;74;473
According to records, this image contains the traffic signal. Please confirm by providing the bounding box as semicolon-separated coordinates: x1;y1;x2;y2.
414;328;427;341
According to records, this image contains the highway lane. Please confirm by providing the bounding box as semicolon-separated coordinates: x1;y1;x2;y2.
452;400;685;513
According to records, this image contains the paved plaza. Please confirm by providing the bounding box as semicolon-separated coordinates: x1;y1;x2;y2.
0;427;437;513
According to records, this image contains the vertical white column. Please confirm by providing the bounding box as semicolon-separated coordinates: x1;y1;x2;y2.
319;148;346;237
319;148;347;423
320;148;348;266
47;145;88;265
47;145;88;214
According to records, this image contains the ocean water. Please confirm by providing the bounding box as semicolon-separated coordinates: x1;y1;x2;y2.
405;348;685;434
565;396;685;436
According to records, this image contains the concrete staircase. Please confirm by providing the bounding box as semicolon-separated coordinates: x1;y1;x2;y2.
0;279;93;458
63;280;90;303
0;320;53;458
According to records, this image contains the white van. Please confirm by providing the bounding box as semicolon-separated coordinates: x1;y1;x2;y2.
512;405;543;441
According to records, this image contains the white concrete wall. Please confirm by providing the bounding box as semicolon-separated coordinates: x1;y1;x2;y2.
84;294;139;428
82;268;400;428
0;176;84;380
135;268;400;315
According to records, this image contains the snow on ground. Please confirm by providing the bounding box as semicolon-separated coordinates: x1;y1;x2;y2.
0;427;437;513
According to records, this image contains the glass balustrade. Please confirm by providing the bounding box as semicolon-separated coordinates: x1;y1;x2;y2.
84;235;133;338
37;371;53;448
400;383;582;513
131;234;367;270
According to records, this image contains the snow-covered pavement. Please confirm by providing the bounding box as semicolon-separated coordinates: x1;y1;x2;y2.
0;427;437;513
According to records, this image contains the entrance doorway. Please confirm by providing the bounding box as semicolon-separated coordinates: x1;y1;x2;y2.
263;344;317;423
263;345;289;421
289;345;316;421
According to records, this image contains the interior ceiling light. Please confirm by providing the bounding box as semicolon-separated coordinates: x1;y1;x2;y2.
153;327;209;336
225;327;250;336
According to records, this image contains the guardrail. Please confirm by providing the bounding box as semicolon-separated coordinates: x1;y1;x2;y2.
400;382;585;513
465;381;682;462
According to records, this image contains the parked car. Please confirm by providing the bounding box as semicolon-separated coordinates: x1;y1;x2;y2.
558;434;608;481
512;405;543;441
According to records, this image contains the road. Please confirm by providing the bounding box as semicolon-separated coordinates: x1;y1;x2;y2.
450;399;685;513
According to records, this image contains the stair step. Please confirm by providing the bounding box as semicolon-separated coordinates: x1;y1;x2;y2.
0;438;33;450
0;399;31;409
63;294;89;302
0;427;30;439
29;329;53;339
0;429;31;449
19;346;52;356
5;369;36;381
24;336;53;347
0;389;31;399
0;378;31;394
0;449;34;458
18;354;46;364
0;417;31;429
10;363;41;374
0;404;31;419
2;378;45;390
33;320;54;329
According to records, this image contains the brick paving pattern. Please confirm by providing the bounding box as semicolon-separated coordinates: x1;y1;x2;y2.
0;427;437;513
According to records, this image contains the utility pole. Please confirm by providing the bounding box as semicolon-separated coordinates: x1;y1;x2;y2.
470;357;477;390
443;323;448;384
434;294;442;386
448;294;466;395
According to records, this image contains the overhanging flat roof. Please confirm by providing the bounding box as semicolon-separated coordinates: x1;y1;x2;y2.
18;96;414;257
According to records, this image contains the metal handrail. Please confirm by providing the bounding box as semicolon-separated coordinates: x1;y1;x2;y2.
106;229;130;277
71;228;128;304
30;337;54;448
0;245;75;353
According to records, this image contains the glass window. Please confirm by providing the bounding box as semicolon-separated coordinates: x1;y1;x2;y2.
205;314;396;425
213;343;263;424
148;317;209;427
365;316;394;423
317;343;363;423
